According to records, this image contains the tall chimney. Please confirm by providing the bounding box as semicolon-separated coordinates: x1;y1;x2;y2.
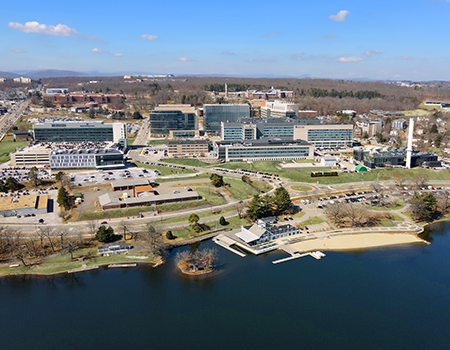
406;118;414;168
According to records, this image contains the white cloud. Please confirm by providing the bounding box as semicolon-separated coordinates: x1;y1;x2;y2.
177;57;192;62
141;34;158;40
84;35;107;42
92;48;121;56
363;50;383;56
290;53;304;61
8;21;79;36
92;48;103;53
114;53;123;57
10;48;26;54
337;57;363;62
329;10;350;22
326;34;336;39
401;56;410;60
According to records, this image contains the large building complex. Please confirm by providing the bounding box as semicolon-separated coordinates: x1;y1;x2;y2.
0;195;49;217
10;145;52;167
33;121;126;143
203;104;250;132
50;148;124;170
43;92;125;106
149;104;197;135
353;149;441;169
221;118;353;148
213;138;314;162
227;87;295;99
260;100;298;119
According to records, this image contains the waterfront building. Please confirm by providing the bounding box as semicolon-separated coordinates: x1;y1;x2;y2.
203;104;250;132
33;121;127;143
213;138;313;162
149;104;197;135
167;140;210;156
236;219;301;246
260;100;299;119
221;118;353;148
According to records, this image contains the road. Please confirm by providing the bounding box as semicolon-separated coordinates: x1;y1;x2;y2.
0;100;30;140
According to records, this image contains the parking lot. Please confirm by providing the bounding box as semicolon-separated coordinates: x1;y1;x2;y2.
70;167;158;188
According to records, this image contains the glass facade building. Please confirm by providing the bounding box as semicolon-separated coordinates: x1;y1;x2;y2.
204;104;250;132
149;110;196;135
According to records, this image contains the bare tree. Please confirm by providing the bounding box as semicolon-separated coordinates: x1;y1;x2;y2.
436;190;450;216
412;173;429;189
393;172;406;188
345;203;368;227
326;202;346;225
86;220;98;241
236;203;245;219
140;224;165;257
119;221;128;241
40;226;56;253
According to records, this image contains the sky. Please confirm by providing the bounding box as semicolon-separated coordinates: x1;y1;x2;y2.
1;0;450;80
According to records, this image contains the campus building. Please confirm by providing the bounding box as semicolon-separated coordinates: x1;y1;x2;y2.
10;145;52;167
33;121;127;143
353;149;441;169
213;138;314;162
149;104;197;135
221;118;353;148
356;120;383;137
392;119;408;130
0;195;49;217
203;104;250;132
167;140;210;156
227;87;295;99
369;110;405;118
260;100;299;119
49;148;124;170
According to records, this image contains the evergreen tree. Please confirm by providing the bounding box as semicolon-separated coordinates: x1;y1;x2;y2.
210;174;224;187
29;167;39;186
5;177;19;191
430;124;438;133
273;187;292;214
219;216;228;225
57;186;70;210
95;225;115;243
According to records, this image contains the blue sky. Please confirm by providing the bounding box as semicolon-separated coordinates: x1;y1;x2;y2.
2;0;450;80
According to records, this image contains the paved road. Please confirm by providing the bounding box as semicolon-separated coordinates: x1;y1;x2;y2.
0;100;29;140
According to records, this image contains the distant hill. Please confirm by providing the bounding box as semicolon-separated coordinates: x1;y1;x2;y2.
23;69;91;79
0;71;20;78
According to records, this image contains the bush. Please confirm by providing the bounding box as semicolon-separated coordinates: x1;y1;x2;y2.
219;216;228;226
166;230;176;240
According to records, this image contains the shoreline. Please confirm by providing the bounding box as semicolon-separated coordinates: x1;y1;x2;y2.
289;232;429;253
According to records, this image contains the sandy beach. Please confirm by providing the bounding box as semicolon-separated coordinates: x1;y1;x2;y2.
290;233;429;252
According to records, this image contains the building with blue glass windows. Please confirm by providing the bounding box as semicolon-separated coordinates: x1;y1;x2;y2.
204;104;250;132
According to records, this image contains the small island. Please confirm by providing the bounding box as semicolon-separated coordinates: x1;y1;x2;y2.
175;248;218;275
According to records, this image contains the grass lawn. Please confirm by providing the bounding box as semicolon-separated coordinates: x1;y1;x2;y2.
148;139;168;146
157;208;235;226
167;215;251;241
132;161;197;175
0;247;155;276
127;138;135;145
224;178;260;200
300;216;325;226
250;180;273;193
0;137;30;163
9;121;33;132
195;187;227;205
214;161;450;184
403;109;434;116
161;158;213;167
391;213;405;221
380;219;396;227
369;201;405;211
290;184;314;192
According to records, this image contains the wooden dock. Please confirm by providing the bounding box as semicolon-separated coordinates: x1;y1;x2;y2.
213;235;246;257
272;245;326;264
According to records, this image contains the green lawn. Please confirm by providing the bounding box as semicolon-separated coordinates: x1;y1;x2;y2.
391;213;405;221
195;187;227;205
290;184;314;192
161;158;213;167
157;208;235;225
10;121;34;132
0;138;30;163
132;161;197;175
0;247;154;276
224;178;260;200
127;138;135;145
300;216;325;226
250;180;273;193
168;215;251;240
369;201;405;211
380;219;396;227
148;139;168;146
215;161;450;184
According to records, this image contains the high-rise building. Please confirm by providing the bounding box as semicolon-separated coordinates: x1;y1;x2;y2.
149;104;197;135
260;100;299;118
203;104;250;132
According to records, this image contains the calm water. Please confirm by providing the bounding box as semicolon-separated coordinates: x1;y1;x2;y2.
1;223;450;350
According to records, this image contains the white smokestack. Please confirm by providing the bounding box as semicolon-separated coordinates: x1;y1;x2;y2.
406;117;414;168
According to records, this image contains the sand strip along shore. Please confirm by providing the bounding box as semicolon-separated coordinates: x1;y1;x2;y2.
290;233;429;253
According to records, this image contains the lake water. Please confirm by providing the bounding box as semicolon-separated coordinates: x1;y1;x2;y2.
1;223;450;350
